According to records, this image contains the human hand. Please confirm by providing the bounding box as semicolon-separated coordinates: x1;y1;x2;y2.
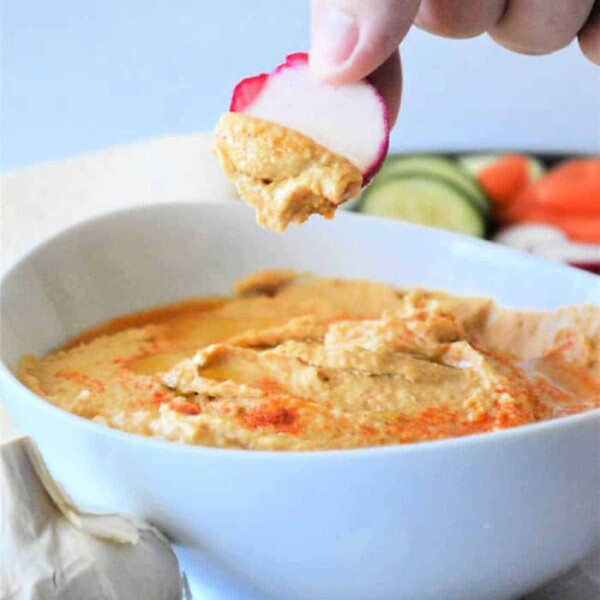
309;0;600;126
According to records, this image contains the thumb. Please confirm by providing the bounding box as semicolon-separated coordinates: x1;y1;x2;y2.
310;0;421;84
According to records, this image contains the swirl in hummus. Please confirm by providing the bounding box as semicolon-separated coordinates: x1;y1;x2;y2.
19;271;600;451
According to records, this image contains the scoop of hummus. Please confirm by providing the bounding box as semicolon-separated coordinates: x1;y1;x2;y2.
213;113;363;232
18;271;600;451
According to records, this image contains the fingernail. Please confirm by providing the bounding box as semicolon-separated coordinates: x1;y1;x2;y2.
312;6;359;70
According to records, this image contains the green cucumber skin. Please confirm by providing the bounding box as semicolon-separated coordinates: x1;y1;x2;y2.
337;197;362;212
360;171;492;234
375;154;492;218
360;174;486;238
363;172;483;218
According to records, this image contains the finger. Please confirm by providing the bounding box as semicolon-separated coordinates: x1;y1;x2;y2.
367;50;402;128
579;1;600;65
490;0;596;55
415;0;506;39
310;0;421;84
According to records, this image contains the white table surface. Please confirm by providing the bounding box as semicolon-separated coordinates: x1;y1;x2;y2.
1;136;597;599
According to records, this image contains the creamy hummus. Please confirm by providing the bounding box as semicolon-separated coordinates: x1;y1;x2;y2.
213;113;362;231
19;271;600;450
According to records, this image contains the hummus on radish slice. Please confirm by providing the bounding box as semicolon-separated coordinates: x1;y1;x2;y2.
214;113;362;231
213;53;389;232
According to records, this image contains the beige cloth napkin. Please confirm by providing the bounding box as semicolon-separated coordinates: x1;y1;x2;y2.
1;132;237;268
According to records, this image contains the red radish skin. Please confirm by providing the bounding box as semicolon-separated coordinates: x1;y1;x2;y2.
570;262;600;275
361;115;389;185
282;52;310;67
229;53;389;185
230;54;310;112
230;74;268;112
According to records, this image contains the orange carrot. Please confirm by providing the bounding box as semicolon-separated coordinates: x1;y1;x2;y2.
477;154;530;207
513;159;600;215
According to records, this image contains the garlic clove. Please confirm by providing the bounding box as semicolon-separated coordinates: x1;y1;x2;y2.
0;436;184;600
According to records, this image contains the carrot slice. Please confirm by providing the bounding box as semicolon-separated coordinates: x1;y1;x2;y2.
477;155;530;207
513;159;600;215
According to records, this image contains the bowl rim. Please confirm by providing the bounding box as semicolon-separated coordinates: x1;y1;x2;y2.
4;199;600;280
1;201;598;461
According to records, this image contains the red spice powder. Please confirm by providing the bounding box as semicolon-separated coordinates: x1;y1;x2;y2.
170;401;202;415
239;402;300;434
559;403;598;416
493;403;530;429
531;373;599;418
327;312;366;322
55;370;105;393
359;424;376;437
254;378;286;396
547;331;577;358
128;390;171;409
388;406;495;442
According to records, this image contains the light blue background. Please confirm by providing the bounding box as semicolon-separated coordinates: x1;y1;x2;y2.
2;0;599;171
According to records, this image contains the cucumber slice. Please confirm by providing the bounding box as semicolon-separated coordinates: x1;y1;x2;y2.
377;155;491;217
361;175;485;237
459;154;546;181
337;197;362;212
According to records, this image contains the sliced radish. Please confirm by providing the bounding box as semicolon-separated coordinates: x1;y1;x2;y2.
230;53;389;184
495;224;600;274
494;224;567;252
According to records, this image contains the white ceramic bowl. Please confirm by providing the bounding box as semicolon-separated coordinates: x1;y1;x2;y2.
1;202;599;600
